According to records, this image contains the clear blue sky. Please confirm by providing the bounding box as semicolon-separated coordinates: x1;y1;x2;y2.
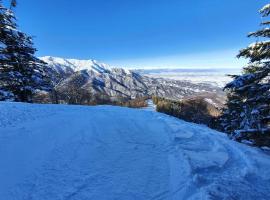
9;0;269;68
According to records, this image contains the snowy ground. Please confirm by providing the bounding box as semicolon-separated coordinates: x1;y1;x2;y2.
143;99;157;111
0;102;270;200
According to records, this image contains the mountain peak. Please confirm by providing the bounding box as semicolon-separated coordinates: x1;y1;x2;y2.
40;56;111;74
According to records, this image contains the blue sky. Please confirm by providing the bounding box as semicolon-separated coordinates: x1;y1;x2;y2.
10;0;269;68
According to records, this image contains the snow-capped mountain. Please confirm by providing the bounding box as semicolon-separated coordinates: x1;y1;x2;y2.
39;56;223;103
41;56;112;74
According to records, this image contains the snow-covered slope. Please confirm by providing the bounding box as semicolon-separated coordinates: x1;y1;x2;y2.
39;56;222;101
41;56;112;74
0;102;269;199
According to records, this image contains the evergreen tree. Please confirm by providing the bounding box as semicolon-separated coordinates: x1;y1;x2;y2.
10;0;17;9
0;0;50;102
221;4;270;146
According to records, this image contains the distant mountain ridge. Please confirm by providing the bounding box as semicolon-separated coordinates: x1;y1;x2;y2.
136;68;241;87
41;56;130;75
39;56;223;105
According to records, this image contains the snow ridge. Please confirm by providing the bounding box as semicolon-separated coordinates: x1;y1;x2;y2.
40;56;112;74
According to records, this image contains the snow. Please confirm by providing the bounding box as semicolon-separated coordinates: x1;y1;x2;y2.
143;99;156;111
0;90;14;101
225;73;255;89
204;98;218;107
40;56;134;77
0;102;270;199
40;56;132;75
40;56;111;74
260;4;270;14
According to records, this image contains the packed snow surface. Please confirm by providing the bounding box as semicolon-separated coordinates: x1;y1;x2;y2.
0;102;270;200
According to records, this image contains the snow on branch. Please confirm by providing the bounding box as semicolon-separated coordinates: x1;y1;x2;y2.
238;41;270;62
224;66;270;90
248;28;270;38
260;4;270;17
261;21;270;26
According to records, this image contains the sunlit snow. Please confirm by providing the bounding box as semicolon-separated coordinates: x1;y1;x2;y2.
0;102;269;199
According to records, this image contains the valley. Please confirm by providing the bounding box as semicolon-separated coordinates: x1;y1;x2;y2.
37;56;225;108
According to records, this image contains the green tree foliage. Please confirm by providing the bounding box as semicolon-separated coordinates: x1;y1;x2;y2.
221;4;270;146
0;0;50;102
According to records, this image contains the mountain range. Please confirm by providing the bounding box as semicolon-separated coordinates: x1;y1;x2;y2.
40;56;224;105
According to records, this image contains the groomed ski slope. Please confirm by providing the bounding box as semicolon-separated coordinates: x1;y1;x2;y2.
0;102;270;200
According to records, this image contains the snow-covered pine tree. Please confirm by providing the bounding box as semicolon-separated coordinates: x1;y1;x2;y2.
0;0;50;102
221;4;270;146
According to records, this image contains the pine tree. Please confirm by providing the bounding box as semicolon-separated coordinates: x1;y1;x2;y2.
10;0;17;9
221;4;270;146
0;0;50;102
